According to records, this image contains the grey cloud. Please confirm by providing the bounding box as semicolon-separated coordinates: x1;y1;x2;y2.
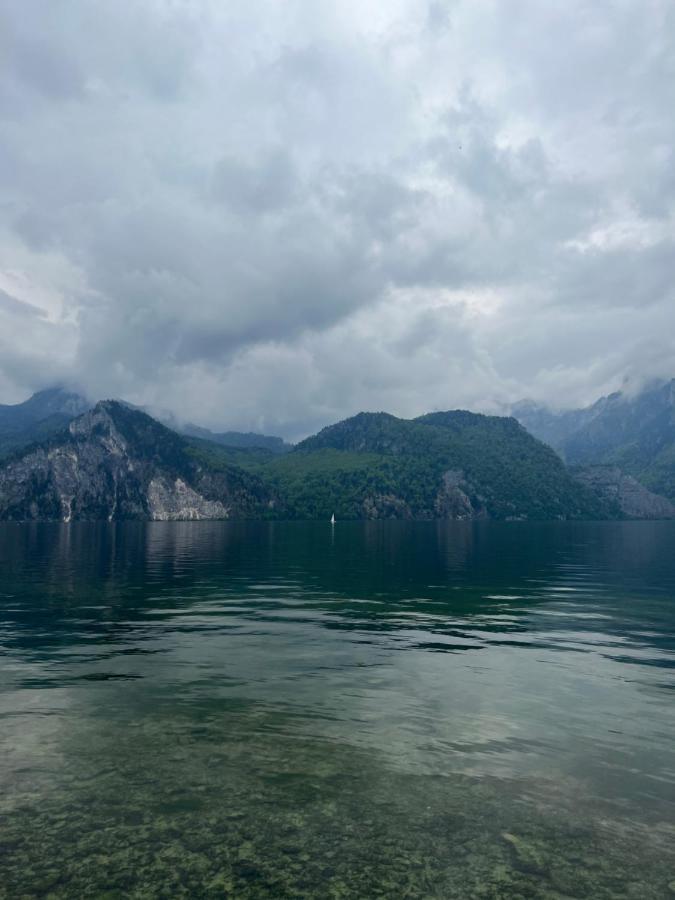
211;149;299;213
426;2;452;35
555;241;675;310
2;32;84;101
0;288;45;318
0;0;673;435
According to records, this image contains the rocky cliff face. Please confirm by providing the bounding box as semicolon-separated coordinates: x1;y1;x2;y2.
0;402;275;522
574;466;675;519
433;470;486;520
359;471;486;520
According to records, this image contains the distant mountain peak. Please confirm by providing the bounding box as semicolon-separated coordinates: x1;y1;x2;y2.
513;378;675;506
181;422;291;453
0;387;91;459
0;386;89;420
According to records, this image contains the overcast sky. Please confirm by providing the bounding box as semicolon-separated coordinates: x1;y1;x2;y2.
0;0;673;437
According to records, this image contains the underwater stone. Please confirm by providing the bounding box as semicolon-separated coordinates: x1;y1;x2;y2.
501;831;549;876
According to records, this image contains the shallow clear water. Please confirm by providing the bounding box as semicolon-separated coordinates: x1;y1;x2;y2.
1;520;674;898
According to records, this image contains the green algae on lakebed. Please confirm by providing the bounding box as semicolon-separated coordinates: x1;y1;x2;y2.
1;710;674;899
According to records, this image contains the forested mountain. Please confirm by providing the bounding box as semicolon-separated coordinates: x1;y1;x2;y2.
271;410;612;520
513;380;675;502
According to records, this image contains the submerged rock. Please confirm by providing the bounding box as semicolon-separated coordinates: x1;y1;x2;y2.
501;831;549;876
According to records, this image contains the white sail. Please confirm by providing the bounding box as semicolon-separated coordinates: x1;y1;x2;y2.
330;513;336;524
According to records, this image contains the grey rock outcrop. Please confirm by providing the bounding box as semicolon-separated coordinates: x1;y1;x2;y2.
434;469;486;519
362;494;413;519
574;466;675;519
0;401;274;522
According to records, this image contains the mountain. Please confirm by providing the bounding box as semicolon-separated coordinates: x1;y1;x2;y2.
0;388;90;459
259;410;614;521
512;380;675;503
181;423;291;453
1;389;293;461
510;398;602;452
0;404;614;522
0;401;276;521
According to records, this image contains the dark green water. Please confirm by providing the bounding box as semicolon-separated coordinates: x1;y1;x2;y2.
1;521;674;899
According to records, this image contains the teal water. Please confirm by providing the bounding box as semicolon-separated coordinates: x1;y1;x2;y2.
1;521;674;899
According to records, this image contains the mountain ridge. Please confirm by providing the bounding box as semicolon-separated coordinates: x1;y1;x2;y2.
266;408;613;521
181;423;291;454
0;388;91;460
0;402;615;522
4;384;675;521
0;389;292;460
512;379;675;503
0;401;276;522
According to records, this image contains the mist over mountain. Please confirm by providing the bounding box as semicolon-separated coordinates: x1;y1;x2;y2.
512;379;675;503
0;389;292;460
179;424;291;454
0;388;91;459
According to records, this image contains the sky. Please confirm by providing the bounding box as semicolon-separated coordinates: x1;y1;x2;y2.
0;0;674;439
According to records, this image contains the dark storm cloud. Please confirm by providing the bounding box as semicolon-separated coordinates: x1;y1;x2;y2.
0;0;673;436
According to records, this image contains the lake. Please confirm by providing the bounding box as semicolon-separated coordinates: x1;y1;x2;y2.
1;520;674;898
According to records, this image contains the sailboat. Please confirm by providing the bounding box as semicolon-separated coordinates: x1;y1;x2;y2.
330;513;336;524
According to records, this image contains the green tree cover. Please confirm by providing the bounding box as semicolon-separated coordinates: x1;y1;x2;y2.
189;410;612;520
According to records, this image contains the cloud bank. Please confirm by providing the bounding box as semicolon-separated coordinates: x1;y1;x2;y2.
1;0;673;437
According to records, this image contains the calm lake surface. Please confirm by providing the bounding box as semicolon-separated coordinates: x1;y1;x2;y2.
1;521;674;899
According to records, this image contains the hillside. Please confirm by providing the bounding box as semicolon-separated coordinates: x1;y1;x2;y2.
513;380;675;502
0;402;275;521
